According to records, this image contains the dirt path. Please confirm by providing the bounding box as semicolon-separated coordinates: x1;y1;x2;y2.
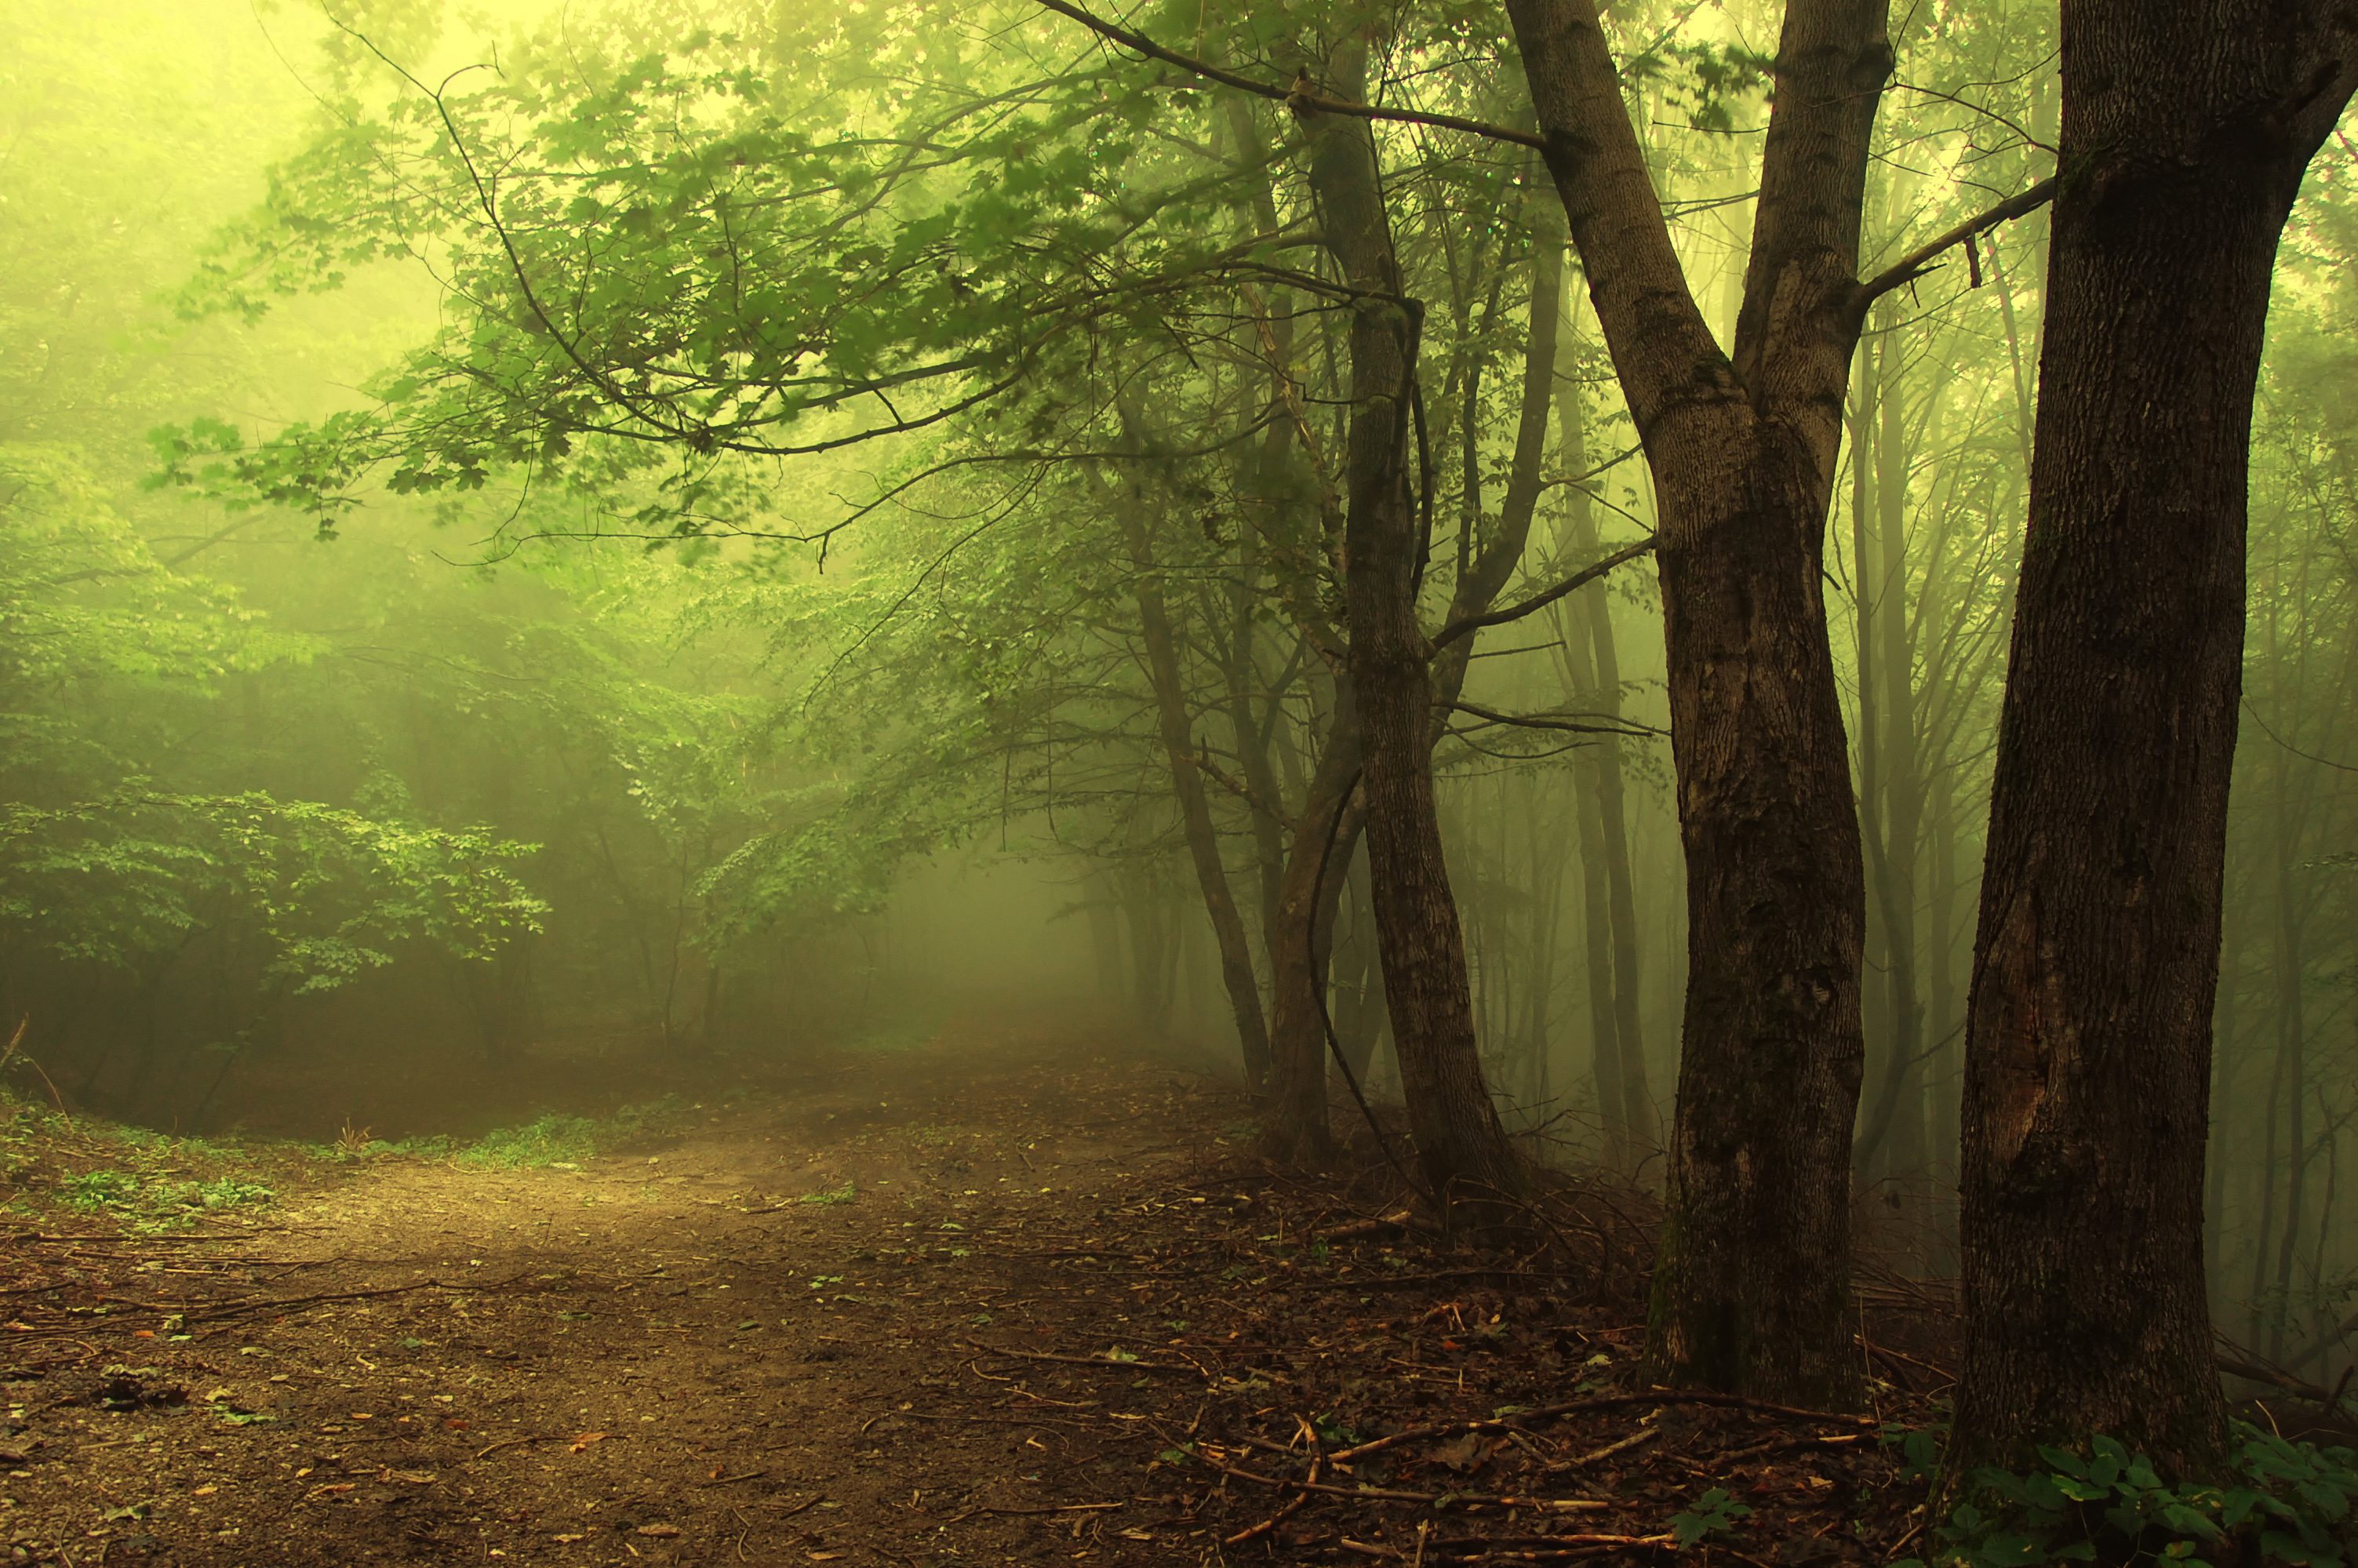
2;1004;1932;1567
6;1006;1257;1566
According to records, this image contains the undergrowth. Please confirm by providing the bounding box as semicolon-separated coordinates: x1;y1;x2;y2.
0;1084;701;1225
0;1092;278;1231
447;1095;690;1170
1895;1421;2358;1567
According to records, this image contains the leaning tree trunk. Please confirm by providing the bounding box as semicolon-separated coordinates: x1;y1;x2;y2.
1509;0;1894;1408
1310;40;1527;1213
1103;469;1275;1087
1945;0;2357;1487
1257;699;1363;1167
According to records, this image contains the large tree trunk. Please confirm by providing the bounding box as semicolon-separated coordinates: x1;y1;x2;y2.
1311;39;1526;1212
1509;0;1889;1408
1945;0;2356;1486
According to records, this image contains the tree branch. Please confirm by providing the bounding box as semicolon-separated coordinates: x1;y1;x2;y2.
1031;0;1545;151
1428;535;1656;652
1857;175;2059;304
1443;700;1661;739
1195;750;1282;820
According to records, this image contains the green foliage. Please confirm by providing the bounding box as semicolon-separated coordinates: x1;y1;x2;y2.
1623;40;1776;134
1669;1487;1754;1548
452;1096;692;1169
54;1167;274;1231
1897;1424;2357;1568
799;1180;857;1206
154;1;1232;530
0;787;546;990
453;1113;602;1170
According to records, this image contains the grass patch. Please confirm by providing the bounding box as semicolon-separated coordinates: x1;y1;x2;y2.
800;1180;857;1206
451;1095;693;1170
0;1091;280;1231
453;1113;601;1170
55;1167;274;1231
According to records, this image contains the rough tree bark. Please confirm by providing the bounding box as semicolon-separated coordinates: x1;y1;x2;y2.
1945;0;2358;1486
1507;0;1897;1406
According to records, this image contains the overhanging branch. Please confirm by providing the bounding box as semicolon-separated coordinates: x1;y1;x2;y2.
1428;534;1657;652
1032;0;1545;151
1444;700;1661;740
1857;175;2059;304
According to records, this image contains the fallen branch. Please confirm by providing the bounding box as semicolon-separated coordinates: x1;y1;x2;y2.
1561;1427;1660;1468
944;1501;1122;1523
471;1432;560;1460
865;1408;1075;1436
1714;1431;1866;1467
184;1274;531;1325
1225;1417;1326;1547
1329;1389;1874;1464
965;1336;1198;1375
1203;1453;1610;1512
1410;1533;1679;1562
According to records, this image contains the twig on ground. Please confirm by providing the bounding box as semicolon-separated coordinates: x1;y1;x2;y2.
944;1501;1121;1523
471;1433;559;1460
1560;1426;1660;1468
1328;1389;1872;1465
1714;1431;1868;1466
1225;1415;1326;1547
964;1336;1197;1374
1203;1452;1610;1512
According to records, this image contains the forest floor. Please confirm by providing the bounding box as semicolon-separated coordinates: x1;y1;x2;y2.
0;998;1952;1568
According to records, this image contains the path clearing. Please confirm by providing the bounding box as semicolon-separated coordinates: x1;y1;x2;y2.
3;1003;1932;1567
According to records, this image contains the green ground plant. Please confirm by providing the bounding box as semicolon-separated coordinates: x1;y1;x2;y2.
449;1096;693;1170
1894;1421;2356;1567
56;1167;274;1231
0;1089;280;1230
452;1113;600;1170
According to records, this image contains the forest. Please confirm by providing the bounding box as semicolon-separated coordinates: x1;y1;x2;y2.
3;0;2356;1563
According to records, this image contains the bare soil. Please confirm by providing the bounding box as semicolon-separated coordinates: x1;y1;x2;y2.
0;1001;1939;1567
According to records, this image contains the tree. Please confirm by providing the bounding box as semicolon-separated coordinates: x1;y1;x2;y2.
1501;0;2038;1405
1947;0;2358;1483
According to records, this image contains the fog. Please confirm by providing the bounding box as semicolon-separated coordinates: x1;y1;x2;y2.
2;0;2353;1392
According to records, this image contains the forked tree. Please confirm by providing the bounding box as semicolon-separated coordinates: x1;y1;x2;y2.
1504;0;2047;1404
